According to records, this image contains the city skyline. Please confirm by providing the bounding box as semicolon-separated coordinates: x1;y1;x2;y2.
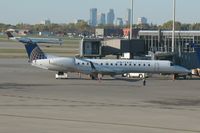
0;0;200;25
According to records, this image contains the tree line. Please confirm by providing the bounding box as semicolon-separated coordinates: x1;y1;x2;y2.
1;20;200;35
134;21;200;30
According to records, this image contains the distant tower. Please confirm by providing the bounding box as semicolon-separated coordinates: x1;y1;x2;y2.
137;17;147;25
40;19;51;25
89;8;97;27
107;9;115;25
115;18;123;26
97;13;106;25
125;8;131;25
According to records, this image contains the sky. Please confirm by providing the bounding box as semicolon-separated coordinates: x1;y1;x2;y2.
0;0;200;25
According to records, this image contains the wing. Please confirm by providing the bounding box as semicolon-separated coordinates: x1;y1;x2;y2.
18;38;63;45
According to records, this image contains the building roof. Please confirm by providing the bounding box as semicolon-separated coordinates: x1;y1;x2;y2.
139;30;200;36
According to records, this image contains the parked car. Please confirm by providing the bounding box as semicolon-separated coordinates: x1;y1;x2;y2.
122;73;148;79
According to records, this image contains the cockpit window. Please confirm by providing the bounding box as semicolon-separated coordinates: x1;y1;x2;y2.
170;62;174;66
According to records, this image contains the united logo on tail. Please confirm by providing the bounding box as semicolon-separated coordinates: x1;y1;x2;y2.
24;43;47;62
30;45;47;61
6;31;62;62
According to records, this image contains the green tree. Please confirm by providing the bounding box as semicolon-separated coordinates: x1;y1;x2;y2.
191;23;200;30
161;20;182;30
136;24;150;30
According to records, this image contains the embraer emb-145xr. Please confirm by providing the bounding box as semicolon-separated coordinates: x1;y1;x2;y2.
7;32;190;80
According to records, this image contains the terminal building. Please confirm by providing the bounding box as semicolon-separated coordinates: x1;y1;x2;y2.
138;30;200;69
95;28;123;38
138;30;200;52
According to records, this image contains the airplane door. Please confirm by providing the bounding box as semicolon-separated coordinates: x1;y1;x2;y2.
154;62;159;72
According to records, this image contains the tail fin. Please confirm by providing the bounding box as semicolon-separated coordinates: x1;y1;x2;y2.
6;31;20;40
24;43;47;62
6;31;14;38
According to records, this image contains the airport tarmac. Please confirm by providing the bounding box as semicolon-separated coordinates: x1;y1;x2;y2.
0;58;200;133
0;41;79;58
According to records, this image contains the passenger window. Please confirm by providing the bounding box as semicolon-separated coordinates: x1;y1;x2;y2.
143;64;145;66
148;64;150;66
101;63;103;65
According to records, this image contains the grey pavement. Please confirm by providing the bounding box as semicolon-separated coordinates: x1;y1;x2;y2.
0;58;200;133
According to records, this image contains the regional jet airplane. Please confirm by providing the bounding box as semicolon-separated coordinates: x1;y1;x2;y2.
7;32;190;79
6;31;63;45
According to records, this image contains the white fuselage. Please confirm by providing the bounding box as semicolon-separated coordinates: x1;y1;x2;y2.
31;57;190;75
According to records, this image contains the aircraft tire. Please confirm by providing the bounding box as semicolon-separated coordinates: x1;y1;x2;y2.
139;74;143;79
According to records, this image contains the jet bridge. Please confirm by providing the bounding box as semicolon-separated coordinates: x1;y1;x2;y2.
79;38;145;59
79;38;102;58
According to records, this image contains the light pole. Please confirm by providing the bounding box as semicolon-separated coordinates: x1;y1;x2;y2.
130;0;133;40
172;0;176;53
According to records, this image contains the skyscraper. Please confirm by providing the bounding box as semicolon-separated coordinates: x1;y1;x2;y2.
115;18;123;26
97;13;106;25
89;8;97;27
40;19;51;25
107;9;115;25
125;9;131;25
137;17;147;25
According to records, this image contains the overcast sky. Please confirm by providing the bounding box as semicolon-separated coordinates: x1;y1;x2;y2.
0;0;200;25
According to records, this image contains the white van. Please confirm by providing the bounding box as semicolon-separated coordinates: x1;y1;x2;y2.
55;72;68;79
123;73;148;79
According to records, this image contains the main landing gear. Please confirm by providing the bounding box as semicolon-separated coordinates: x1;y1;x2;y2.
89;73;103;80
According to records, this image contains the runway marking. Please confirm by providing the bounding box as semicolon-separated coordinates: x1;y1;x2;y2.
1;94;200;111
0;113;199;133
1;94;138;106
149;99;200;106
0;82;142;88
